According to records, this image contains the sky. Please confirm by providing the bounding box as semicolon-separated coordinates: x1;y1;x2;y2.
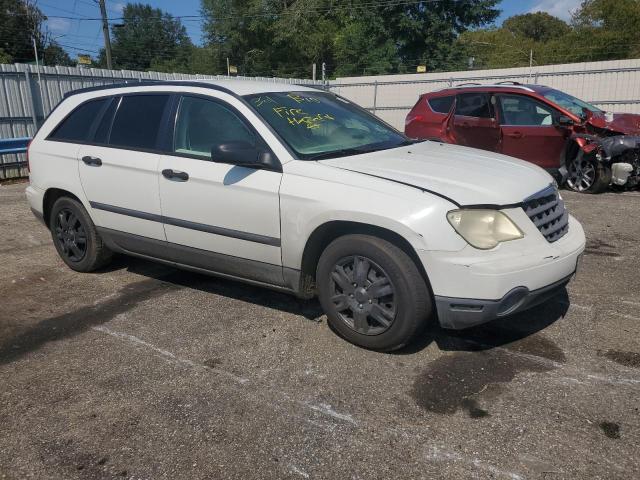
38;0;583;60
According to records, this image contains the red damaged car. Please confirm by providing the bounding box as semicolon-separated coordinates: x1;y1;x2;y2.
405;83;640;193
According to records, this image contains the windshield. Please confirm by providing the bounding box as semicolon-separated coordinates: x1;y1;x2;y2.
542;89;603;117
244;91;409;159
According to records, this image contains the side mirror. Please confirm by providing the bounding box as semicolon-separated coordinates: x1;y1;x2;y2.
557;115;574;127
211;141;281;172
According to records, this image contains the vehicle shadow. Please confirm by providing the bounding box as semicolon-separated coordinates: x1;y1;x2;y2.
121;256;324;321
399;289;570;354
113;256;569;352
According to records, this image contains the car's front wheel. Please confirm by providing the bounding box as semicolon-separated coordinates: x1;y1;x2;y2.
566;153;611;193
316;234;432;351
49;197;113;272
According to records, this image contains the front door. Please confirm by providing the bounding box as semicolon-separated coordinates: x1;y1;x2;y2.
496;94;568;169
78;94;171;241
158;94;283;285
450;92;500;152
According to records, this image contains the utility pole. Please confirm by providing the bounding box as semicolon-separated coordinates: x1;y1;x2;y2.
312;63;316;82
321;62;326;85
227;57;230;76
98;0;113;70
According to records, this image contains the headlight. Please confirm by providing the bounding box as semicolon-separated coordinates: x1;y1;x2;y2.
446;209;524;250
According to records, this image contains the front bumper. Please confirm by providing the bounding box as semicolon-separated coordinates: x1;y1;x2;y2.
434;273;574;329
419;212;585;329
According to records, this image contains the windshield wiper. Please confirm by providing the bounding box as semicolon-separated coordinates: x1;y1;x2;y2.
306;146;379;161
306;140;421;161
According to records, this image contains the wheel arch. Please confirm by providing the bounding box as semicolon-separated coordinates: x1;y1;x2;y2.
42;188;82;229
297;220;434;299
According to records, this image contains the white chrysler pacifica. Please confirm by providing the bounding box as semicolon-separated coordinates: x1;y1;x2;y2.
26;80;586;350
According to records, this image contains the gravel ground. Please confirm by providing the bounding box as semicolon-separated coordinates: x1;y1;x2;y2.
0;180;639;480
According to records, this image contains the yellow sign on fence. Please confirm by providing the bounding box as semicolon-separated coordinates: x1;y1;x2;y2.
417;65;427;73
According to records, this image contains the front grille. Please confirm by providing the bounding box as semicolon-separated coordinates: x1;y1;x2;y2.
522;186;569;243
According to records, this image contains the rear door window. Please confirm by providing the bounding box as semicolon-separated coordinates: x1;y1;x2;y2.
49;98;107;142
93;97;118;144
455;93;492;118
428;96;454;114
109;95;170;150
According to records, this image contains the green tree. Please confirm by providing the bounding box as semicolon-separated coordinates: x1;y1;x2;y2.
100;3;194;71
0;0;45;63
503;12;570;42
201;0;500;78
42;43;73;66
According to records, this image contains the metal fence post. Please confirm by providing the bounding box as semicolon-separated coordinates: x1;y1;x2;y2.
372;80;378;114
24;70;39;132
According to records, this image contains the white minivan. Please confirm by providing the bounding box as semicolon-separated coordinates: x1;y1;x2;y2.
26;80;585;350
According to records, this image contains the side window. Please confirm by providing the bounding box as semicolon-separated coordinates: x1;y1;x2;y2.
109;94;169;150
498;95;555;126
49;98;107;142
455;93;492;118
93;97;118;144
173;96;255;158
428;95;454;114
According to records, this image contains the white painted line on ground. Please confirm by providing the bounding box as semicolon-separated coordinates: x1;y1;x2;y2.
289;465;310;478
426;446;524;480
305;402;357;425
92;325;249;384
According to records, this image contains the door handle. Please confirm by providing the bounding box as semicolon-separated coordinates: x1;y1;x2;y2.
162;169;189;182
81;156;102;166
506;132;523;139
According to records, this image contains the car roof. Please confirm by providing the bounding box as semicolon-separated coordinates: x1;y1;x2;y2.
64;79;322;99
427;84;551;96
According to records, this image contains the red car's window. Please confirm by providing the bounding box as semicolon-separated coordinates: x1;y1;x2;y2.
428;96;454;114
497;95;555;126
455;93;492;118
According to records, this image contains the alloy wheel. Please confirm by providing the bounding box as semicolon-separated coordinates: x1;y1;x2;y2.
54;208;88;262
567;157;596;192
329;255;396;335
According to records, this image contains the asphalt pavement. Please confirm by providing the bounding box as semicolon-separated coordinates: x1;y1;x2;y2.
1;180;639;479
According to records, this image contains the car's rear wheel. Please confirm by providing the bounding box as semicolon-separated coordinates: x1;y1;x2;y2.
566;153;610;193
49;197;112;272
316;234;431;351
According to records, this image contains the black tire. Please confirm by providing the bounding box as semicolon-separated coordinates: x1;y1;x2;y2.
49;197;112;272
566;153;611;194
316;234;432;351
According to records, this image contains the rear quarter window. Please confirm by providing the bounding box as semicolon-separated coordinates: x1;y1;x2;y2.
48;98;108;142
428;96;454;114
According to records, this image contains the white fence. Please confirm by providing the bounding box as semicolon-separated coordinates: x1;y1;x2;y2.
0;63;320;179
328;58;640;129
3;58;640;178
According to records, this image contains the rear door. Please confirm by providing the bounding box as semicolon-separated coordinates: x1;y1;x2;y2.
450;92;500;151
157;94;283;284
496;94;568;168
78;93;171;241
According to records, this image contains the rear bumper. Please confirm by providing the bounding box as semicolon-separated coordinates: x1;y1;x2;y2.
434;272;574;329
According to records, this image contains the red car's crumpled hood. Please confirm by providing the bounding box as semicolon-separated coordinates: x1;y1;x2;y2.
587;112;640;135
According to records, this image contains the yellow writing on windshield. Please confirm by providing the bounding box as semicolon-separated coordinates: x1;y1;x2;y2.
287;93;321;104
251;96;276;108
272;105;334;129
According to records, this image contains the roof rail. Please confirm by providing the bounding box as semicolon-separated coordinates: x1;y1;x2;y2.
495;81;523;85
455;82;482;87
62;80;238;99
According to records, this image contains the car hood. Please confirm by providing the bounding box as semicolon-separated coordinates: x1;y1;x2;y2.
587;112;640;135
322;141;553;206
